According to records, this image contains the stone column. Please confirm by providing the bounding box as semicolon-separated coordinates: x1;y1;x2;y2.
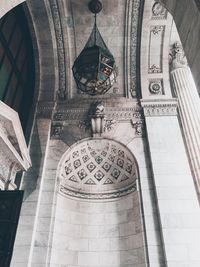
170;42;200;199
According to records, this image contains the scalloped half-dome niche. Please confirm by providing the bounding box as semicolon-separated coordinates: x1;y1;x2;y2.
58;139;138;200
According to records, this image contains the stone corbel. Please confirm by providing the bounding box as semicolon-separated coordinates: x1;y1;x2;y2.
90;102;105;137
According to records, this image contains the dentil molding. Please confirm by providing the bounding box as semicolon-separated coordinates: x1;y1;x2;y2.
141;99;178;117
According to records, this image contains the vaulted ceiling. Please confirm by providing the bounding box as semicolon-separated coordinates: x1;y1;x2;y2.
1;0;188;102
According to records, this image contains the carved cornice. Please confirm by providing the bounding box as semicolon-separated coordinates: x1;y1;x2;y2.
53;107;142;122
52;99;142;122
141;99;178;117
50;99;144;139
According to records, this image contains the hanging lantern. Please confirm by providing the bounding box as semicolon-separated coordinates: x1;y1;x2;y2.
72;0;117;95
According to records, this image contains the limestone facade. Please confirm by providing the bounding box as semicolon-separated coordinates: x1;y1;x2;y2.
0;0;200;267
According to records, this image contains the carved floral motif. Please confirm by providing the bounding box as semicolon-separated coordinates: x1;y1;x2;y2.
149;79;163;95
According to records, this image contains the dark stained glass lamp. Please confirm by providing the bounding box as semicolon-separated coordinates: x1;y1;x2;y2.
72;0;117;95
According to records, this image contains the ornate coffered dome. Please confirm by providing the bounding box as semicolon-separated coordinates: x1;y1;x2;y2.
58;139;138;199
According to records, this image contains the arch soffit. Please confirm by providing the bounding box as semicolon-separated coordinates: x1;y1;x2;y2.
26;0;59;102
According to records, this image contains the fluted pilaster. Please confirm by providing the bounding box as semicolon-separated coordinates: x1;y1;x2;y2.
170;42;200;198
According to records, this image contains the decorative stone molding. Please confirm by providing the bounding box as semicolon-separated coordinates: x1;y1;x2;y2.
58;138;138;200
59;183;137;200
149;79;164;95
124;0;143;97
141;99;178;117
51;99;143;139
53;100;142;123
49;0;67;100
148;25;165;74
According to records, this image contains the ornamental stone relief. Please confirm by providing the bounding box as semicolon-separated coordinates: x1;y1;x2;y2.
152;1;167;20
58;139;138;199
49;0;67;100
50;99;143;140
149;79;164;95
148;25;165;74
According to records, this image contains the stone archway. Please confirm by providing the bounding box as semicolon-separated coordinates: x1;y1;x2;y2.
50;138;147;267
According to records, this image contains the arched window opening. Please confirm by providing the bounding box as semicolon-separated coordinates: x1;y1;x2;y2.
0;4;35;131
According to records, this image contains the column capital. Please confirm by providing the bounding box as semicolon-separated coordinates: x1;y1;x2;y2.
141;98;178;117
170;41;188;70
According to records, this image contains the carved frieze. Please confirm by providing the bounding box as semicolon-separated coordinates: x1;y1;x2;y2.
50;99;144;139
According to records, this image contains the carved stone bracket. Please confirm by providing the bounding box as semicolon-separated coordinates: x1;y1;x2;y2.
90;102;105;137
51;123;63;138
141;99;178;117
131;120;145;137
